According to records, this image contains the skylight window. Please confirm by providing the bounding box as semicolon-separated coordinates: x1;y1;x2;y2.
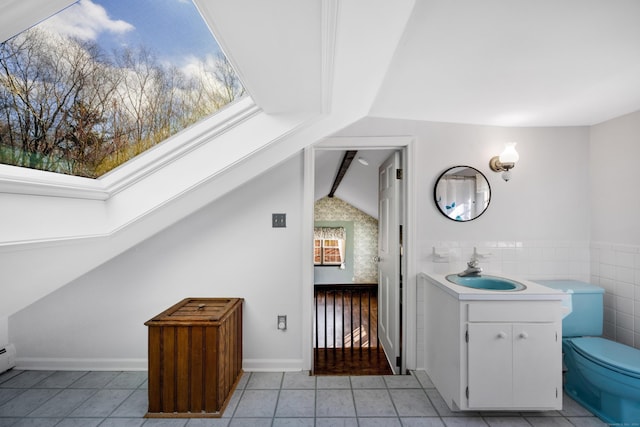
0;0;244;178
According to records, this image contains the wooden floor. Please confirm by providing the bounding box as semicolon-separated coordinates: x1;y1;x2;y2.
314;347;393;375
313;285;393;375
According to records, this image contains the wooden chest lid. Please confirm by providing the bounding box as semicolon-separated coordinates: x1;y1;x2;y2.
145;298;243;325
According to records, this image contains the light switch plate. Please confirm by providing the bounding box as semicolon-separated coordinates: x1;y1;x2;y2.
277;315;287;330
272;213;286;228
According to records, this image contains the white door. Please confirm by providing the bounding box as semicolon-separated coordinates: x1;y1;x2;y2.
378;151;401;373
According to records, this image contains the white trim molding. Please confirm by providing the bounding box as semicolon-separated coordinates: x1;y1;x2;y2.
242;358;305;372
0;97;260;201
15;357;148;371
305;135;417;372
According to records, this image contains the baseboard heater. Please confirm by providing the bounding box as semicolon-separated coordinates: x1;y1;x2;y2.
0;344;16;374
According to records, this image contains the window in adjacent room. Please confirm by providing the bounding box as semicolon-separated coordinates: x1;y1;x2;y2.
314;227;346;267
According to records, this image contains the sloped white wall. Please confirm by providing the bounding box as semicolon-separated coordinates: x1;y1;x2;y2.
10;154;307;370
0;104;320;321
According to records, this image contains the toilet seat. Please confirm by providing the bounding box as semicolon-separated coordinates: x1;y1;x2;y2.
569;337;640;379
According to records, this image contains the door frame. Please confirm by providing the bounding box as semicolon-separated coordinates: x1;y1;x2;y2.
302;136;416;373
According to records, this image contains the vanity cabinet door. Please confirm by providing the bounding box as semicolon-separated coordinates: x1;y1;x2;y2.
513;323;561;407
467;322;561;409
467;323;513;408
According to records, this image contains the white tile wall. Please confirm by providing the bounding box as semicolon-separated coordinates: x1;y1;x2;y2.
420;240;590;282
416;239;640;367
591;242;640;350
416;239;591;366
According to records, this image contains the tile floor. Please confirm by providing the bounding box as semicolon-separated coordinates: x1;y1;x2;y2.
0;369;608;426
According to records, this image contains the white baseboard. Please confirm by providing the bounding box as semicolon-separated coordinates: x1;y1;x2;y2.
15;357;148;371
242;358;304;372
15;357;305;372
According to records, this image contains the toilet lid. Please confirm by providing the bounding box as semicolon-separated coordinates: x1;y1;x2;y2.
571;337;640;377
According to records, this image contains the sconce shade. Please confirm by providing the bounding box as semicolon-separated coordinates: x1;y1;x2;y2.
490;142;519;181
499;142;519;163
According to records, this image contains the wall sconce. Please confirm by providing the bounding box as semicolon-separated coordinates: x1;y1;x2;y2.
489;142;519;181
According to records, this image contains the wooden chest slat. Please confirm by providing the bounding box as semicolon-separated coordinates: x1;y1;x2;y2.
145;298;243;418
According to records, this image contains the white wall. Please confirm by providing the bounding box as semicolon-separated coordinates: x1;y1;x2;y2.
589;110;640;349
10;154;306;371
0;103;320;320
590;110;640;244
9;117;596;370
343;118;591;279
340;118;591;369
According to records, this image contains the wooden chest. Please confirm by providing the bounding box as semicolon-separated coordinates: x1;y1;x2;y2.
145;298;243;418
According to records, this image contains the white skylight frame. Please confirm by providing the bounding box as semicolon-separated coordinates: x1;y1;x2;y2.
1;0;253;193
0;96;259;200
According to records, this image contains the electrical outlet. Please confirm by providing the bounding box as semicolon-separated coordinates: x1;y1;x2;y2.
272;213;286;228
277;315;287;330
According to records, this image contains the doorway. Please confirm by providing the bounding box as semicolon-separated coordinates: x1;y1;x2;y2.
306;138;414;375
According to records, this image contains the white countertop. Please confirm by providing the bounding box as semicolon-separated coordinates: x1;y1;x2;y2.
419;272;568;302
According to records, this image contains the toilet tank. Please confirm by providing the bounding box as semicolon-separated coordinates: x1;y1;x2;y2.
535;280;604;337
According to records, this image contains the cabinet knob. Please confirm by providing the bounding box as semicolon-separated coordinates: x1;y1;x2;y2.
497;332;508;339
519;332;529;339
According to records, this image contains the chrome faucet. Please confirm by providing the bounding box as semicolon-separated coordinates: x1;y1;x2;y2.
458;252;483;277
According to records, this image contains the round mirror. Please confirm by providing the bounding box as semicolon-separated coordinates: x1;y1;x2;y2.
434;166;491;222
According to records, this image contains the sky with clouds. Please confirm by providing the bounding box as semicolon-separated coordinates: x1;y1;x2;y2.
39;0;222;67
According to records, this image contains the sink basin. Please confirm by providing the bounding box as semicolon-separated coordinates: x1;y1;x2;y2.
445;274;527;291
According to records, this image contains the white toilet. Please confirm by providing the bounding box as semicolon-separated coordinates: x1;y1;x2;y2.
537;280;640;424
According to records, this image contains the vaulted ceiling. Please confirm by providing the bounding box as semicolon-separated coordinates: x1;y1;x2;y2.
194;0;640;127
370;0;640;127
314;149;395;219
4;0;638;126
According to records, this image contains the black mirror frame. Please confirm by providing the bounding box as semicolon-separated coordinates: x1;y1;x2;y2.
433;165;492;222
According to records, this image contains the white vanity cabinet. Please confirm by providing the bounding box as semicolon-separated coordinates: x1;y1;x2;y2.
421;273;563;411
466;303;562;409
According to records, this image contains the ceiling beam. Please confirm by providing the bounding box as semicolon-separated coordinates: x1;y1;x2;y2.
328;150;357;197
